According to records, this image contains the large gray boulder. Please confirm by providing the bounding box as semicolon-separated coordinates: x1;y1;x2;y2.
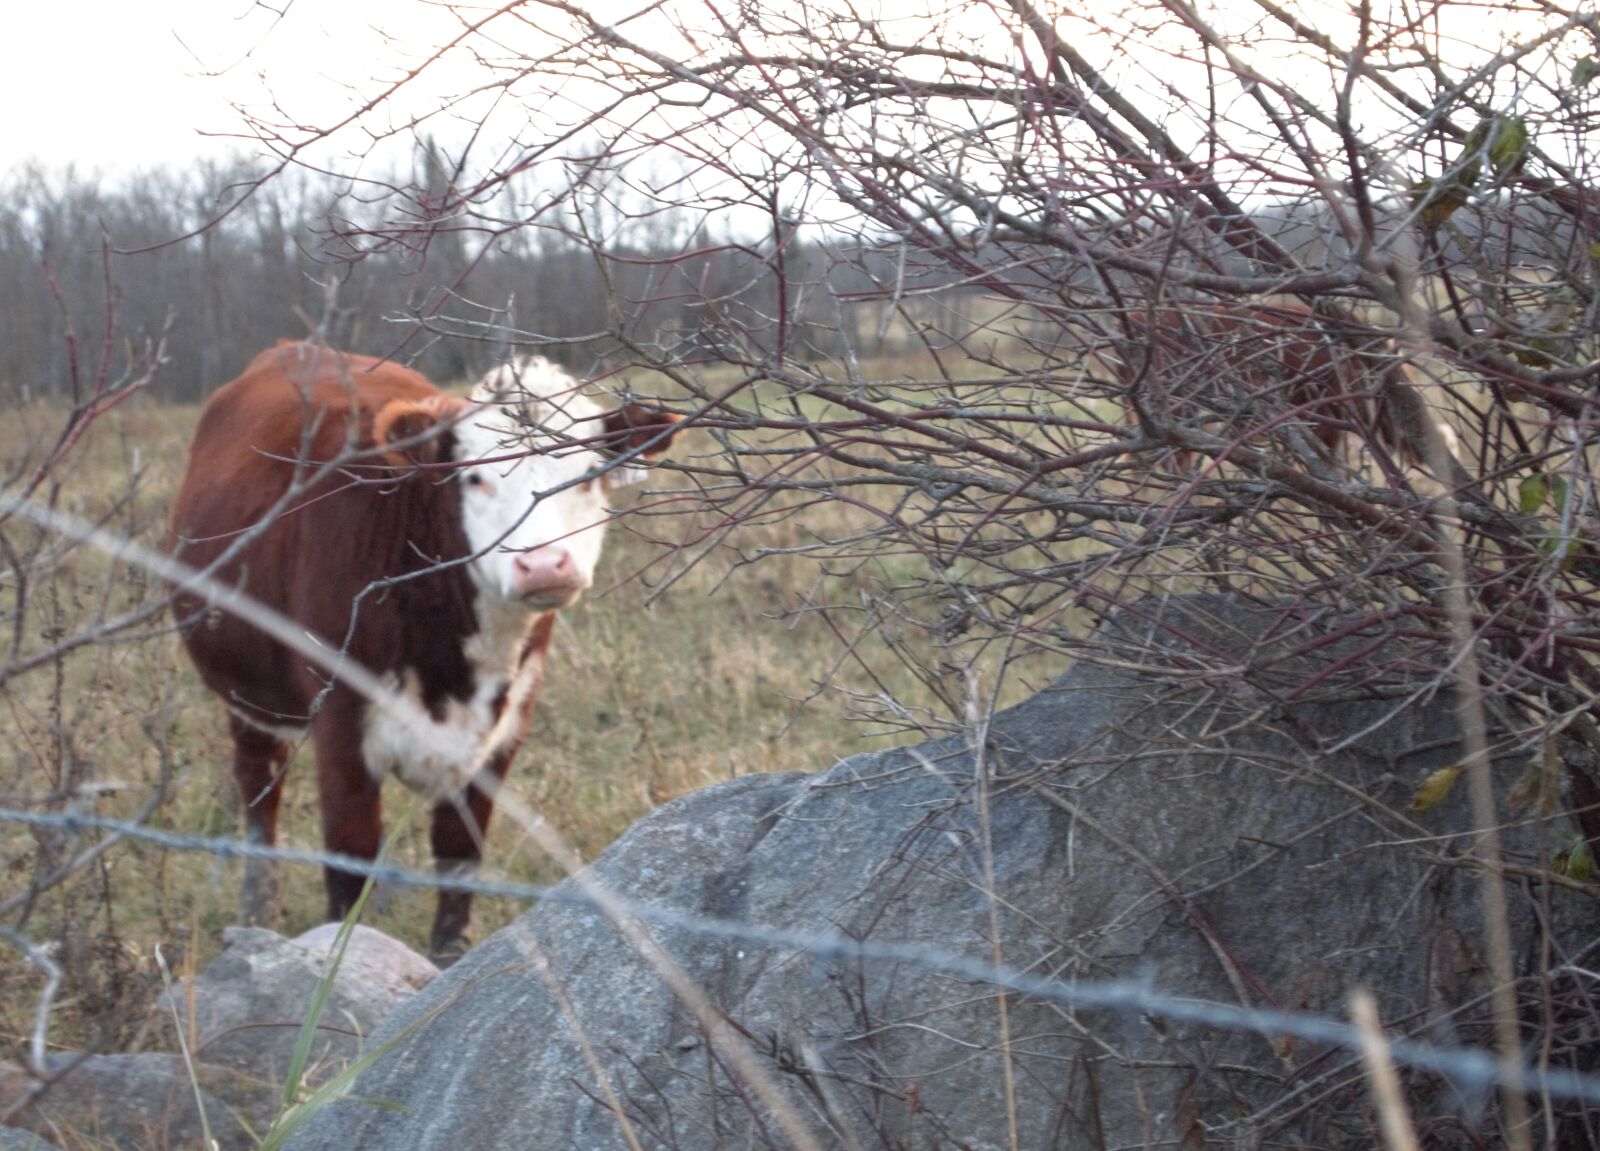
284;598;1594;1149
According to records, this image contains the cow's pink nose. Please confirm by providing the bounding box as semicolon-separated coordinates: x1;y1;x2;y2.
511;548;579;599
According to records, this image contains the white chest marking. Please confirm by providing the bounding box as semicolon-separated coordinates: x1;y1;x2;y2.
360;668;506;798
359;597;543;798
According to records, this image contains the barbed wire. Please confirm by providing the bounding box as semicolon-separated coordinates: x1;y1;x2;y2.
6;805;1600;1107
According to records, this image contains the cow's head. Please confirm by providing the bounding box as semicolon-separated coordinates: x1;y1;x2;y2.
374;357;681;611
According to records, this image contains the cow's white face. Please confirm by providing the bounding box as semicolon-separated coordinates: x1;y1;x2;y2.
452;358;619;611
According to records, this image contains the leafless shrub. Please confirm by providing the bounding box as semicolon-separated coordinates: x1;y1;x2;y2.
230;0;1600;791
213;0;1600;1141
0;254;171;1059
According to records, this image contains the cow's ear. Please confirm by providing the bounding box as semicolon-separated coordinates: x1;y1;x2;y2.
600;405;683;458
599;404;683;489
373;396;468;468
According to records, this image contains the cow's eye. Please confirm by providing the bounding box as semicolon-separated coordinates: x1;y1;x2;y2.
463;472;485;488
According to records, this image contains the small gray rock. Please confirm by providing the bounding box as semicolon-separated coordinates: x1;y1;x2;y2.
0;1126;60;1151
0;1053;274;1151
154;923;437;1085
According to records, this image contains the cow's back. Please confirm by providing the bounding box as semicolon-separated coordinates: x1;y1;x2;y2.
172;343;438;559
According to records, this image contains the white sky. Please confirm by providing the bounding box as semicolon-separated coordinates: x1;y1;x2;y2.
2;0;1577;177
0;0;470;173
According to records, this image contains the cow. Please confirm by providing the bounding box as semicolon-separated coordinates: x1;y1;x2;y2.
168;341;681;961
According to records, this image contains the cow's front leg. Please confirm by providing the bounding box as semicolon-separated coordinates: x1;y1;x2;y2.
427;758;509;965
312;696;384;923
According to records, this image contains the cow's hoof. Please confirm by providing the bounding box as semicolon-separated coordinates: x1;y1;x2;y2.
428;935;472;969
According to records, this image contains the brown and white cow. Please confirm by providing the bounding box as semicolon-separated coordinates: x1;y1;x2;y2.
169;342;680;960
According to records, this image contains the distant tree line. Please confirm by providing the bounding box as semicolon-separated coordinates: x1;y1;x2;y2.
0;151;988;402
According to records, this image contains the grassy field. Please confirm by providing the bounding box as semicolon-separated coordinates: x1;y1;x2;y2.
0;356;1077;1057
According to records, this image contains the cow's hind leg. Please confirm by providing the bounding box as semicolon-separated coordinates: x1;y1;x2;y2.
229;714;291;927
312;695;384;923
428;758;510;965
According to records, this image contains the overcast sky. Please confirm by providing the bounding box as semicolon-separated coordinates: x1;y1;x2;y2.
1;0;473;174
3;0;1568;177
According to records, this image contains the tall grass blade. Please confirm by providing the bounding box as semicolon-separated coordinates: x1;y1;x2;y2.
257;988;464;1151
154;942;217;1151
280;865;379;1109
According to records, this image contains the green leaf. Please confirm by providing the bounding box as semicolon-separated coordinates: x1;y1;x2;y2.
1488;116;1530;177
1539;534;1567;558
1511;342;1556;368
1506;738;1561;816
1519;474;1549;515
1551;474;1570;515
1411;763;1464;811
1411;178;1471;229
1461;117;1492;158
1575;56;1599;88
1560;836;1593;882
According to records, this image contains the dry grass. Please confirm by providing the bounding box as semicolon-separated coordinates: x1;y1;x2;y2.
0;359;1071;1058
